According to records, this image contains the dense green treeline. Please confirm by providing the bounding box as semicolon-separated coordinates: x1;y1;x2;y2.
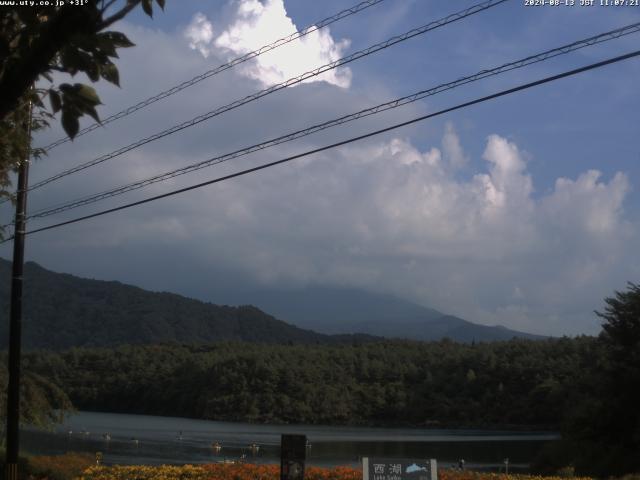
23;337;599;428
0;357;73;429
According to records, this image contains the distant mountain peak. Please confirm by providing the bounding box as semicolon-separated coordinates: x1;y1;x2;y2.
229;285;546;342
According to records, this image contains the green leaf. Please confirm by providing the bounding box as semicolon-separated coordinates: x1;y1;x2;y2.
49;90;62;113
75;84;101;106
102;31;135;49
156;0;165;9
142;0;153;17
95;32;122;57
100;64;121;87
86;62;100;82
83;105;101;124
58;83;73;94
61;109;80;139
59;47;95;77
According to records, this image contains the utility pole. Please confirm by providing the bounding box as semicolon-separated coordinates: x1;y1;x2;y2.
5;94;32;480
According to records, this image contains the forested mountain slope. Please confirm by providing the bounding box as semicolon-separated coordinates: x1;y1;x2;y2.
0;259;374;349
0;258;540;349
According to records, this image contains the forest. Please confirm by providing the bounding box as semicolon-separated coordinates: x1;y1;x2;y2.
19;337;594;428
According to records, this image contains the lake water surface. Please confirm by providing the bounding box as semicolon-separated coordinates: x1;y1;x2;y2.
23;411;558;470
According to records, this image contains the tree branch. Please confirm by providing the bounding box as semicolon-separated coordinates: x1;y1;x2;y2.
99;0;141;30
100;0;120;16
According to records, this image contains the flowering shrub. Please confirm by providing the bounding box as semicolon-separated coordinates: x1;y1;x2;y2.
27;452;94;480
203;464;361;480
305;466;362;480
72;463;601;480
439;471;593;480
77;464;210;480
77;463;362;480
203;463;278;480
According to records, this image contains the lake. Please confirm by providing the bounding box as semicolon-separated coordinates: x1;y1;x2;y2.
22;411;558;470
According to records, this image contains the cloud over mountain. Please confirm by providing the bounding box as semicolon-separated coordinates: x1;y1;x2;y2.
4;1;637;338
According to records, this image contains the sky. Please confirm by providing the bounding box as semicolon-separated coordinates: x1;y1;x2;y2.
2;0;640;336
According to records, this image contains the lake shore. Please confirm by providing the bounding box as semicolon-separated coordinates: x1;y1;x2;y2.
22;411;557;471
71;408;559;432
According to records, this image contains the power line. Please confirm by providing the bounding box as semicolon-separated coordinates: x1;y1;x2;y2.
24;0;509;194
4;49;637;243
20;21;640;222
39;0;388;152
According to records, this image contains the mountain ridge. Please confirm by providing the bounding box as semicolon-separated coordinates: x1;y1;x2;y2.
234;286;545;341
0;258;377;350
0;258;544;348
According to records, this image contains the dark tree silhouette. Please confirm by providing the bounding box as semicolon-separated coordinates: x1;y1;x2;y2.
560;283;640;476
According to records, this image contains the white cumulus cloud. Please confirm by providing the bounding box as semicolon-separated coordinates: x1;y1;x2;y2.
442;122;468;170
172;127;631;335
184;13;215;58
213;0;352;88
542;170;629;235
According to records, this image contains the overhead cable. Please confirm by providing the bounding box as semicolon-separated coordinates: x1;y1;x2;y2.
24;0;509;194
4;49;637;242
21;21;640;222
39;0;388;152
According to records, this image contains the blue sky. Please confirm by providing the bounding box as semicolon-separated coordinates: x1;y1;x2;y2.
2;0;639;335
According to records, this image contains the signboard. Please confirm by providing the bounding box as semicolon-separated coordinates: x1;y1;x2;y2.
363;458;437;480
280;434;306;480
